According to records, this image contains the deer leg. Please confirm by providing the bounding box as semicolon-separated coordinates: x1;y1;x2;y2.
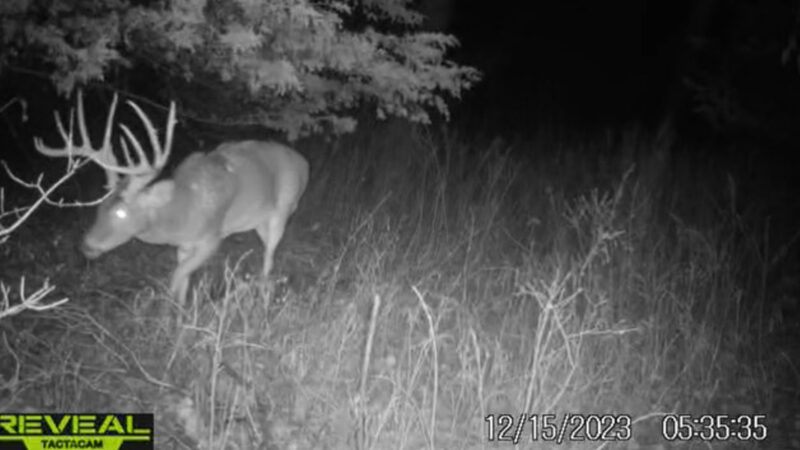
256;215;289;278
171;239;221;302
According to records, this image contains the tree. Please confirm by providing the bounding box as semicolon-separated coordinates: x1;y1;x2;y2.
0;0;480;139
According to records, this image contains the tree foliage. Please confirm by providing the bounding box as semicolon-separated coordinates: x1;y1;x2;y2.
0;0;479;138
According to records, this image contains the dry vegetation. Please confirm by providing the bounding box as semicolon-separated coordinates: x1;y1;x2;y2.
1;121;797;449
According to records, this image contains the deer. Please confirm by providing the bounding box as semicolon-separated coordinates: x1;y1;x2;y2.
34;91;309;303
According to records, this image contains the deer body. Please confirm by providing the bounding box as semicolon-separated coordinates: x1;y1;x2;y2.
37;93;309;302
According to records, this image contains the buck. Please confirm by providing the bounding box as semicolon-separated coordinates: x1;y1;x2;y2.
34;92;309;302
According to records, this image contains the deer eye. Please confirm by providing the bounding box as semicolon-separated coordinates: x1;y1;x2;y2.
114;207;128;220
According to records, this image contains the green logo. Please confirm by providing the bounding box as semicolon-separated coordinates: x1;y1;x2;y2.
0;414;153;449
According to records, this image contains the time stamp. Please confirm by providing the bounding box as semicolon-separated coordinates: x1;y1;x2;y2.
485;413;768;445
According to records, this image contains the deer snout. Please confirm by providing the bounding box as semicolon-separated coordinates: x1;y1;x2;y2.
80;240;103;259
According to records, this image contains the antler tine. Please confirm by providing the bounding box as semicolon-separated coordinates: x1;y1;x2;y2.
33;90;123;189
33;91;109;158
162;101;177;169
87;98;174;179
33;103;75;158
119;134;136;167
76;89;91;155
84;92;123;188
124;99;176;173
51;108;73;154
117;123;153;174
96;92;121;167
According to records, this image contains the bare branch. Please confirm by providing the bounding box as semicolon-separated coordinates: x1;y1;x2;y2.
0;158;108;240
0;96;27;120
0;95;86;319
0;276;68;320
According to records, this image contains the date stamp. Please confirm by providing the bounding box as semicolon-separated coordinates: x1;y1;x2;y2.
485;413;632;445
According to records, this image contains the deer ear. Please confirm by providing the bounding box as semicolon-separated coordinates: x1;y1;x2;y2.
138;180;175;209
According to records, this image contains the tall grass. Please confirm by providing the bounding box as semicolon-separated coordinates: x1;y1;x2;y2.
1;121;794;449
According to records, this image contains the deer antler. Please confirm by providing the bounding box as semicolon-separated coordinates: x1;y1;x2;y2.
115;98;177;194
34;90;122;189
34;91;178;195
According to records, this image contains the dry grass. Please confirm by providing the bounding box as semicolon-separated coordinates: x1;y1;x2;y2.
1;122;797;449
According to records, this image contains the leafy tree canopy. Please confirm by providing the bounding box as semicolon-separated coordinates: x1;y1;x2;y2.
0;0;480;138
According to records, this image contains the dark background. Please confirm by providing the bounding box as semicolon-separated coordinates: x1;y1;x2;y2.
442;0;800;145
